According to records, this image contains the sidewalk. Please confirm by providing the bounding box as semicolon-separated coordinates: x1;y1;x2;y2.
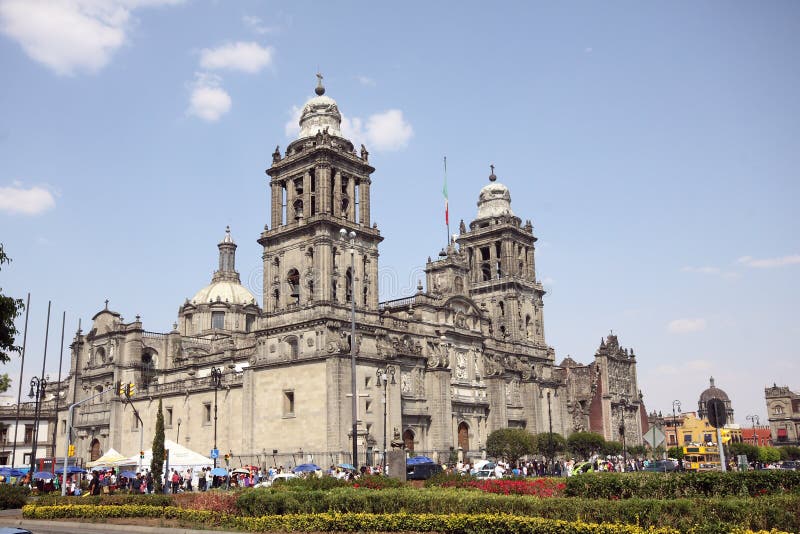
0;513;243;534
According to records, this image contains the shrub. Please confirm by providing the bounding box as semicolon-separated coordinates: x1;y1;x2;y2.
424;470;474;488
353;475;405;489
173;489;239;514
34;493;172;507
281;476;350;491
0;484;29;509
438;477;566;497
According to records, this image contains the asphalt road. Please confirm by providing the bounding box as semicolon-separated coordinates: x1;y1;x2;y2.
0;515;242;534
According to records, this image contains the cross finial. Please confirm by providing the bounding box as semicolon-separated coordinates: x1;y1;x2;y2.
489;164;496;182
315;72;325;95
104;299;109;310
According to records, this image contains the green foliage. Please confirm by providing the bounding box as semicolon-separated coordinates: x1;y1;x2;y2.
667;446;685;460
0;484;29;509
627;445;646;457
150;398;165;491
564;470;800;499
535;432;567;457
778;445;800;461
602;440;623;456
758;446;781;463
281;476;350;491
567;432;606;460
0;244;25;390
729;442;759;462
35;493;172;507
425;470;475;488
486;428;534;466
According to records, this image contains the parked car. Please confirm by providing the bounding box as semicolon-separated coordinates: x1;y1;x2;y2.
474;469;502;480
780;461;798;471
643;460;678;473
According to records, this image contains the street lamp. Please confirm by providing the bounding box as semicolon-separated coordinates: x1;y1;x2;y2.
672;400;682;467
28;376;47;476
376;366;396;474
540;387;557;475
340;228;358;470
210;367;223;468
746;414;760;446
176;418;182;444
618;398;629;471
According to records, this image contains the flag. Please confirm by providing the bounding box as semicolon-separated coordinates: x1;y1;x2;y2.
442;156;448;225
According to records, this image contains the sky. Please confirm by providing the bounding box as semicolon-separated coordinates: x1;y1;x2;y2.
1;0;798;428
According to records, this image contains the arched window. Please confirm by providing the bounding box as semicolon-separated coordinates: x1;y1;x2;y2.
498;301;505;317
211;311;225;329
454;276;464;293
141;352;156;389
293;199;304;220
287;337;299;360
287;269;300;305
331;280;337;301
90;438;102;462
363;286;368;306
272;288;280;309
345;267;353;303
525;315;532;339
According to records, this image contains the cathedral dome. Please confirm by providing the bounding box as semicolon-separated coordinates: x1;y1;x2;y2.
297;74;343;139
698;376;730;403
476;169;515;220
191;280;257;305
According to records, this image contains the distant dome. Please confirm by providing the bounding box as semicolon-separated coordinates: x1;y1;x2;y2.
699;376;730;403
298;74;342;139
476;181;515;219
192;281;256;306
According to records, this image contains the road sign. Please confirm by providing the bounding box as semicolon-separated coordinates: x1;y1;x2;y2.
644;427;666;448
707;398;728;428
210;448;219;459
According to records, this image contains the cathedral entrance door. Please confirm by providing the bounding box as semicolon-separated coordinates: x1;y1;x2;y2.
403;429;415;451
457;422;470;452
89;439;101;462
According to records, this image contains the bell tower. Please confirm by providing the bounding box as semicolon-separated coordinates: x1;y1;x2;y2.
258;75;383;317
457;167;548;352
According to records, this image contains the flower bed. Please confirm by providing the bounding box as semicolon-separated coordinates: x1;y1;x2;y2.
438;477;566;497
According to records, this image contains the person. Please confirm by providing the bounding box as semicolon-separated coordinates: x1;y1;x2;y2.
89;471;101;496
171;469;180;493
198;468;207;491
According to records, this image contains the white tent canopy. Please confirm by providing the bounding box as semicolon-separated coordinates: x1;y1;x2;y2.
86;448;127;468
118;440;213;471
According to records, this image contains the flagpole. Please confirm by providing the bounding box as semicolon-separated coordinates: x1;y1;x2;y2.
11;293;30;468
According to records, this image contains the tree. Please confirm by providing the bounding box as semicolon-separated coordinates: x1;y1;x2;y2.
778;445;800;461
758;446;781;464
566;432;605;460
602;440;623;457
533;432;566;457
667;446;685;460
486;428;534;466
150;399;165;491
627;445;647;457
0;244;25;393
729;442;759;463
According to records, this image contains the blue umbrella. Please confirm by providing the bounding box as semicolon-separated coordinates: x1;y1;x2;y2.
0;467;25;478
292;463;320;473
337;463;355;470
119;471;138;479
210;467;228;477
63;466;86;475
33;471;55;480
406;456;435;465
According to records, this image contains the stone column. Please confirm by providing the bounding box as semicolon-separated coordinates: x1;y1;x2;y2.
286;178;296;223
485;376;507;434
359;178;371;226
315;165;330;215
303;171;312;219
426;368;453;452
271;181;283;228
333;171;342;219
346;173;356;222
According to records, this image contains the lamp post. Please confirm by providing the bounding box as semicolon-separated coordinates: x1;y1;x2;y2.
376;366;395;474
210;367;222;468
340;228;358;470
176;418;182;444
672;400;681;467
618;398;629;471
28;376;47;476
746;415;760;446
540;387;556;475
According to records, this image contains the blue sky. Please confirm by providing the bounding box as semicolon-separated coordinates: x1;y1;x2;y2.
1;1;798;428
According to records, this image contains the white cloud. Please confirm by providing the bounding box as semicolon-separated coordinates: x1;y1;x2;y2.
199;41;273;73
242;15;273;34
667;318;707;334
187;73;231;122
737;254;800;269
285;106;413;152
0;0;181;76
0;182;55;215
284;105;302;137
356;75;375;87
363;109;413;151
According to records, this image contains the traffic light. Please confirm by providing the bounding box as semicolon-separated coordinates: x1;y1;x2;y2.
125;382;135;398
68;444;75;457
720;429;731;444
224;453;230;464
116;381;123;396
140;450;145;459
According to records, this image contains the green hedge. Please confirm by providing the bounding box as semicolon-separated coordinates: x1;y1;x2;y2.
564;471;800;499
0;484;30;509
33;493;173;507
233;488;800;533
22;505;684;533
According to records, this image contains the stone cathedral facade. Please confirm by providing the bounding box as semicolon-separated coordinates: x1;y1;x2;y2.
54;78;648;467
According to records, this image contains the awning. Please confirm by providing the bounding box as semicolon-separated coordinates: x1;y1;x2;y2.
777;428;788;437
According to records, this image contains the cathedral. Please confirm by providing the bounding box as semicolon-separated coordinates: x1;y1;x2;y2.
54;77;648;468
